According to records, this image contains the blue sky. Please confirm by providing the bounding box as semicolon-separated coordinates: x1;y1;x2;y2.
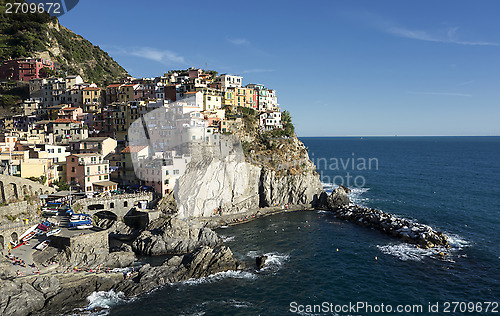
59;0;500;136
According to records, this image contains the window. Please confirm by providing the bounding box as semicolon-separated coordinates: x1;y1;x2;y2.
124;201;128;207
99;176;102;180
86;167;90;174
58;148;61;153
71;167;75;172
110;202;114;208
165;170;169;175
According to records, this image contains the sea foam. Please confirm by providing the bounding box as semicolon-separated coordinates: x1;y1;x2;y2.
377;243;443;261
80;289;128;315
220;235;235;242
179;270;257;286
246;251;290;272
347;187;370;207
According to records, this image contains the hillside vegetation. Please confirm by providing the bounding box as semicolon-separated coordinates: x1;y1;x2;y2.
0;0;129;86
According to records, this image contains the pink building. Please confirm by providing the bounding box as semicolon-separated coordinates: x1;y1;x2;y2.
58;107;83;121
66;153;115;194
0;58;55;82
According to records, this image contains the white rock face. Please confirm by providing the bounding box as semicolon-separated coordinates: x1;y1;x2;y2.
260;169;324;207
175;154;261;219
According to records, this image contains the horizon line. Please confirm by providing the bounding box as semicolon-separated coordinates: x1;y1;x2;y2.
298;135;500;137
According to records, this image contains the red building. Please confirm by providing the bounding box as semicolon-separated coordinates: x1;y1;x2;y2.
0;58;55;82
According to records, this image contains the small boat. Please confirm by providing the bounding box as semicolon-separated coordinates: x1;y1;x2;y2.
70;214;91;222
22;231;36;242
42;207;58;215
76;224;93;230
37;223;50;232
46;228;61;236
35;240;50;251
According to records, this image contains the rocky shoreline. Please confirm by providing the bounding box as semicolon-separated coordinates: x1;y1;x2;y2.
0;185;453;315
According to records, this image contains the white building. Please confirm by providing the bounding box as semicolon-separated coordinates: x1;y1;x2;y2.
137;150;191;196
260;111;282;131
202;89;222;111
219;74;242;90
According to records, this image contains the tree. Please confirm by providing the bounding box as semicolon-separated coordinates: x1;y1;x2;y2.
281;110;295;137
39;67;56;78
52;179;69;191
282;110;292;124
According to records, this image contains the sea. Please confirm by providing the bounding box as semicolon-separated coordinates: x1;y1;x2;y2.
82;137;500;315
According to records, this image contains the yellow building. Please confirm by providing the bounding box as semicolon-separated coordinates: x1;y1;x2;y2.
118;84;138;102
20;158;50;181
82;87;102;112
223;88;236;107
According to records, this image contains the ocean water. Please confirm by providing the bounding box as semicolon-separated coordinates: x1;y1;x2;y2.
92;137;499;315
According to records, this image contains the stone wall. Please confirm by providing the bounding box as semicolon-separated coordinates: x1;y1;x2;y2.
0;174;55;205
51;230;110;268
0;223;35;252
74;193;154;218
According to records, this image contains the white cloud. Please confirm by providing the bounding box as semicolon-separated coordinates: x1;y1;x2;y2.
103;45;186;65
345;11;500;46
408;91;472;97
226;37;250;46
128;47;185;64
458;80;475;86
387;25;500;46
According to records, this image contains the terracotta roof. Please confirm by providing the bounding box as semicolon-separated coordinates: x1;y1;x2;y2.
54;118;80;124
121;145;148;153
71;153;99;157
83;137;112;142
185;91;199;94
122;84;136;87
83;87;100;91
106;84;122;88
61;107;79;111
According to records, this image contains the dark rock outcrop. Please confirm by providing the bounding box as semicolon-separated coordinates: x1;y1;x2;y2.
332;205;450;248
321;185;351;210
256;255;268;270
259;168;324;207
132;217;221;255
116;245;245;296
321;186;449;248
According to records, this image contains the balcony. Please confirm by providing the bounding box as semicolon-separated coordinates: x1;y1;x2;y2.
79;159;109;166
84;170;110;176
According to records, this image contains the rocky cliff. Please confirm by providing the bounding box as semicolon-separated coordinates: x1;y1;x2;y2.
133;217;221;255
175;153;261;219
174;134;323;220
0;245;244;316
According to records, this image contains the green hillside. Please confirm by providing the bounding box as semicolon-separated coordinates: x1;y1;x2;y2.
0;0;129;87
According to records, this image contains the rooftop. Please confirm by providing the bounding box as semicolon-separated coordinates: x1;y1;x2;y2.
122;145;148;153
54;118;81;124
